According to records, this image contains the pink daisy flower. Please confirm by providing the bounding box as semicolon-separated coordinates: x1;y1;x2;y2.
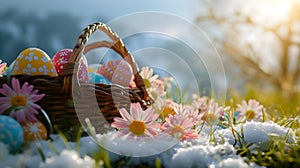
236;99;264;122
174;104;201;126
111;103;161;138
0;78;45;122
0;60;7;77
159;99;179;119
161;114;199;141
140;67;166;99
149;79;165;98
160;76;174;91
140;67;159;89
200;99;223;125
192;96;208;112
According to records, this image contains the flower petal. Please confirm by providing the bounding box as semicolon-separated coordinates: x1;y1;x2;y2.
144;128;158;137
111;118;129;129
15;109;26;122
142;107;155;123
118;129;130;137
0;103;10;114
148;122;161;129
0;84;14;96
30;93;45;102
11;78;21;94
0;97;10;104
26;112;38;122
29;102;42;109
119;108;131;121
130;103;141;120
23;84;34;95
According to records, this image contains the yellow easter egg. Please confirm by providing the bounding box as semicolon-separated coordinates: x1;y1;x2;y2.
12;48;57;76
21;120;48;142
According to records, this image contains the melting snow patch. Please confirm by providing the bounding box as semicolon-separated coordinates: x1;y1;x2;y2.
40;150;96;168
217;121;296;148
170;142;249;168
209;157;260;168
94;131;178;157
1;121;290;168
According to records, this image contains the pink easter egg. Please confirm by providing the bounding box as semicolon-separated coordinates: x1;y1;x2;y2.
52;49;88;82
98;60;133;87
78;61;88;83
52;49;72;75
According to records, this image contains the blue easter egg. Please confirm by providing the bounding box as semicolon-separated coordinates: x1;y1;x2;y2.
88;72;111;84
0;115;24;151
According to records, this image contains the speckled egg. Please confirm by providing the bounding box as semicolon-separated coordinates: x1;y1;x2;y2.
78;61;88;83
52;49;88;82
12;48;57;76
21;121;47;142
0;115;24;151
88;72;111;84
98;60;133;87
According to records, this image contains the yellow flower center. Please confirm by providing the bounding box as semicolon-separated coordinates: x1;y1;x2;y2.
201;113;217;124
11;95;27;107
246;110;255;119
170;126;185;139
129;120;146;136
162;106;176;118
144;79;150;89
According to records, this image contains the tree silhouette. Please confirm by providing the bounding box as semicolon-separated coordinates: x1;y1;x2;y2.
196;1;300;97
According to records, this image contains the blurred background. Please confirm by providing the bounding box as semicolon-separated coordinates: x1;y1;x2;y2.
0;0;299;116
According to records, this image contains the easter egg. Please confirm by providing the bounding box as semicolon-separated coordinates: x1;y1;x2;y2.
4;60;15;77
98;60;133;87
0;115;24;151
0;61;6;76
88;72;111;84
12;48;57;76
52;49;88;82
21;121;47;142
78;61;88;83
88;64;102;73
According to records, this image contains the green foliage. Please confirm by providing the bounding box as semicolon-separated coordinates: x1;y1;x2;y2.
228;85;300;120
35;85;300;168
91;147;111;168
54;126;72;150
239;136;300;167
36;142;46;162
220;87;300;167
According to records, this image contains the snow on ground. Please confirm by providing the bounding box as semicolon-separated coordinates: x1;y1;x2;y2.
0;121;294;168
94;131;178;157
40;150;96;168
216;121;297;149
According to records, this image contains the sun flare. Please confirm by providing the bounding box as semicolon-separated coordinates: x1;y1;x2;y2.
244;0;295;26
257;0;292;23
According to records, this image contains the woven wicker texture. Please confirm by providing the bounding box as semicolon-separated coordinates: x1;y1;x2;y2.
0;22;153;135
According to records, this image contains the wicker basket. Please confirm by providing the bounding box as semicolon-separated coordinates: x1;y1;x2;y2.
0;22;152;136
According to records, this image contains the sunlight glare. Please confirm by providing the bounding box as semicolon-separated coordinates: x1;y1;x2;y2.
248;0;293;26
260;0;291;23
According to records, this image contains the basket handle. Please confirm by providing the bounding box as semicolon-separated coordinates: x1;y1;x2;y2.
61;22;151;104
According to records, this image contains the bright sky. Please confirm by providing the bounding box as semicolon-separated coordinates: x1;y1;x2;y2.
0;0;197;22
